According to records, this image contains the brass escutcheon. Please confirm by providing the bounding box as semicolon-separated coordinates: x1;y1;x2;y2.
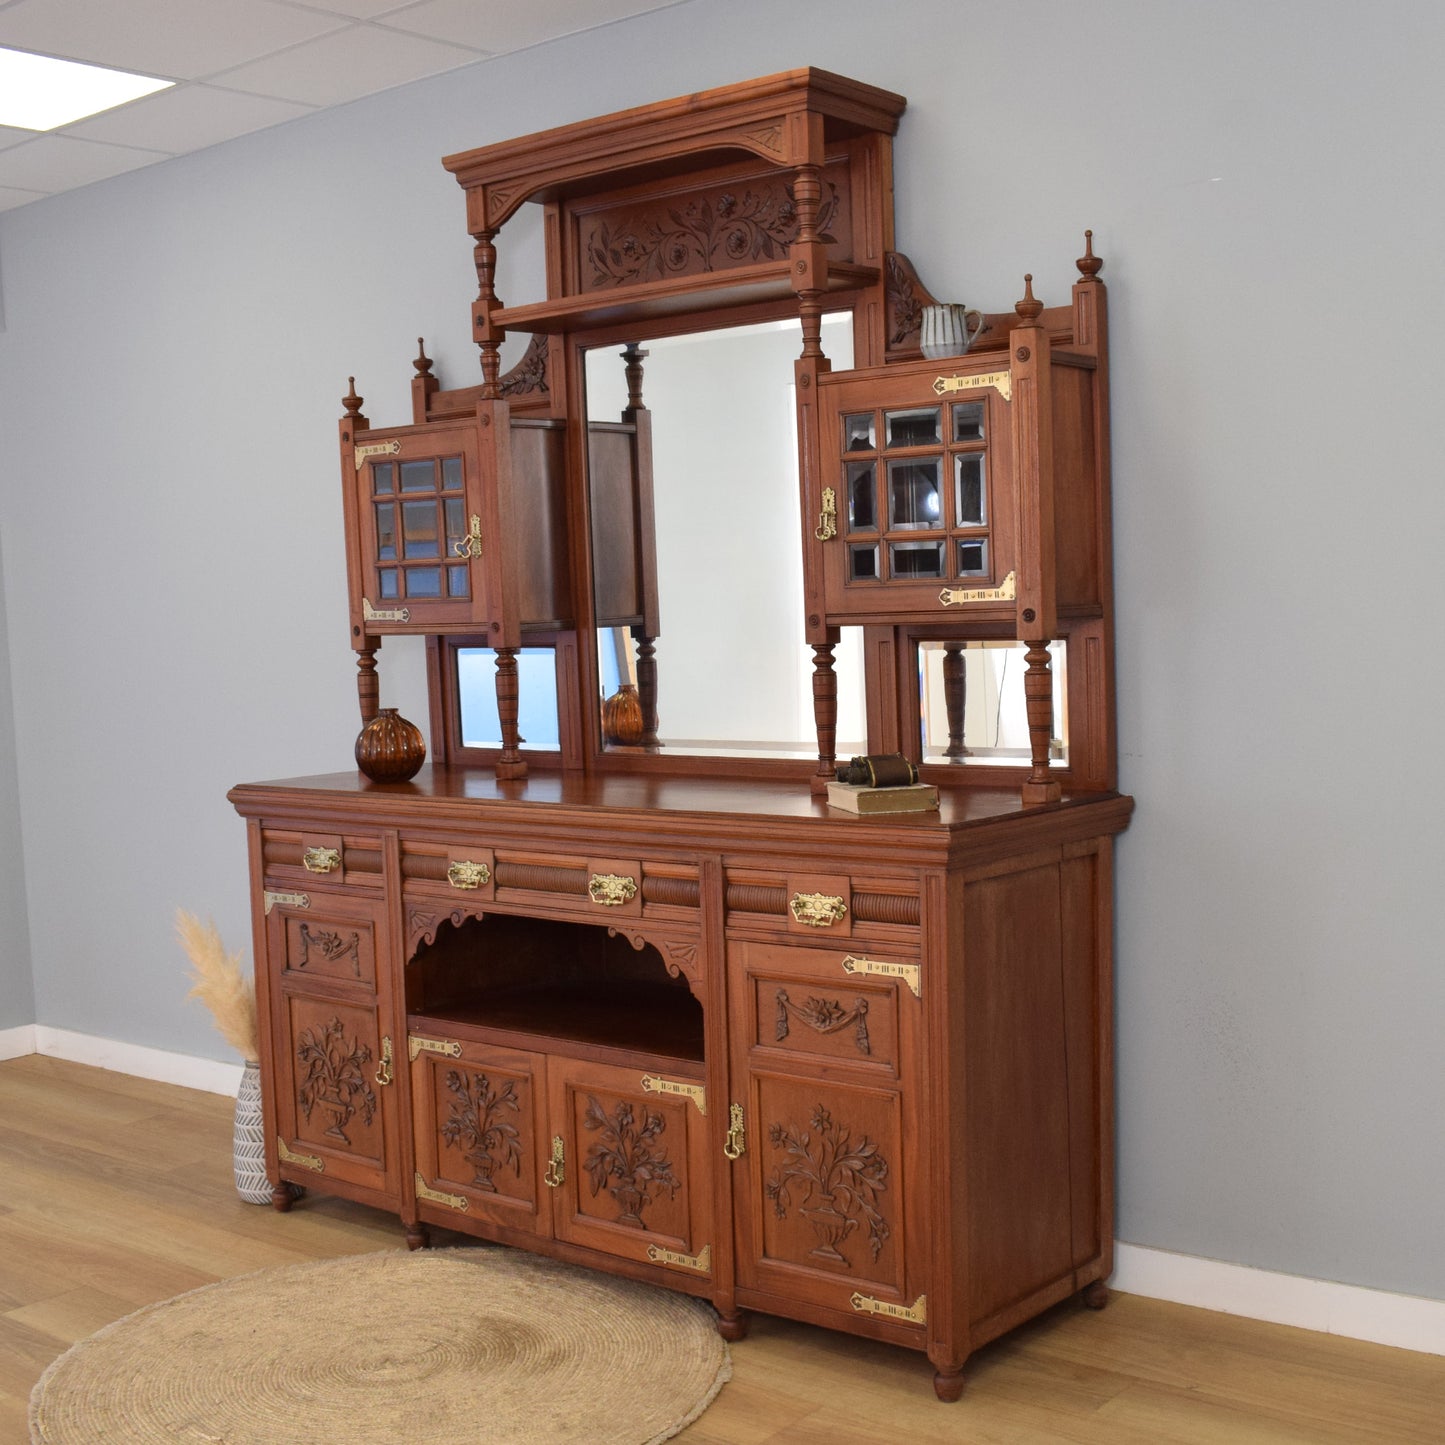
543;1136;566;1188
723;1102;746;1161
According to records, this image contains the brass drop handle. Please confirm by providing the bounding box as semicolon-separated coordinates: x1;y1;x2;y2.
814;486;838;542
453;514;483;559
723;1102;746;1161
302;847;340;874
374;1036;393;1087
543;1136;566;1188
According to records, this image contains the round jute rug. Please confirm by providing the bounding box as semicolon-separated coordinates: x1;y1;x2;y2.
29;1248;730;1445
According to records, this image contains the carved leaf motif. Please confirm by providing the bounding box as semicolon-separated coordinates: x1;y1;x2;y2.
440;1070;523;1189
295;1017;376;1145
297;924;361;976
765;1103;890;1264
581;1095;681;1228
499;334;549;396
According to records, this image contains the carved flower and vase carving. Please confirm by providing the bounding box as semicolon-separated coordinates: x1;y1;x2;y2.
582;1095;680;1228
295;1017;376;1145
766;1104;890;1266
440;1069;523;1190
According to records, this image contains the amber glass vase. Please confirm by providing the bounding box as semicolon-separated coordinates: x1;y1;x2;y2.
355;708;426;782
601;683;644;747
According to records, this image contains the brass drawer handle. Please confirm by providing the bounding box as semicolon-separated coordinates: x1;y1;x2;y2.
302;847;341;874
447;859;491;890
790;892;847;928
588;873;637;907
374;1036;393;1087
543;1136;566;1188
723;1102;746;1161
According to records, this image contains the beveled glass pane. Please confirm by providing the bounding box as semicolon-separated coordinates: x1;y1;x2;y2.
441;456;463;491
448;564;469;598
888;458;942;530
843;412;876;452
890;541;946;578
952;402;985;442
402;500;439;559
848;544;879;581
956;538;989;576
955;454;986;525
406;567;441;598
372;462;395;495
375;502;396;561
400;459;435;492
846;462;876;532
885;406;941;447
444;497;466;556
378;568;398;599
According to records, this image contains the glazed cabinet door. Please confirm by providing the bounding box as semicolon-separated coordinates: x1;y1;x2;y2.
408;1034;552;1239
729;941;928;1330
547;1058;714;1282
342;417;496;635
264;891;402;1206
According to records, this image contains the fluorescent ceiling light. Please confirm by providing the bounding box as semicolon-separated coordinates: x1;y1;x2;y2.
0;46;173;132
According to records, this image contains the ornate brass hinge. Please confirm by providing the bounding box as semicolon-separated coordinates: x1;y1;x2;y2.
841;954;922;999
447;859;491;890
302;846;341;874
452;514;482;559
362;597;411;624
723;1102;746;1160
374;1035;394;1087
641;1074;706;1116
263;890;310;915
414;1172;469;1212
933;369;1012;402
543;1135;566;1188
790;892;848;928
815;486;838;542
355;439;401;469
277;1136;324;1173
408;1034;462;1062
647;1243;712;1273
850;1292;927;1325
939;570;1017;607
588;873;638;907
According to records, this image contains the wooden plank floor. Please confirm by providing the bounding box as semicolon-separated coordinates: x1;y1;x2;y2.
2;1054;1442;1443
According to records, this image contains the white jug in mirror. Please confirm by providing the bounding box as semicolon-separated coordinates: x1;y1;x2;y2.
919;303;986;359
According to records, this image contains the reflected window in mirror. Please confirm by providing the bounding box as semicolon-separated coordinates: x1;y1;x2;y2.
919;639;1067;766
457;646;560;751
584;313;866;760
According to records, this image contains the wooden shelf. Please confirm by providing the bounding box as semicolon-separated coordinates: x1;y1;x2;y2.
494;260;879;335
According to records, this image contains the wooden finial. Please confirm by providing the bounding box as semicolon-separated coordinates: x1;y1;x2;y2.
342;377;363;417
1015;275;1043;322
413;338;434;378
1076;230;1103;278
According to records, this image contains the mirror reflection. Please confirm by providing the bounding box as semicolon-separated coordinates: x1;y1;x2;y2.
585;315;865;760
919;639;1068;767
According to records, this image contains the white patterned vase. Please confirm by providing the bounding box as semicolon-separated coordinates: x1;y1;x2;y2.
233;1059;271;1204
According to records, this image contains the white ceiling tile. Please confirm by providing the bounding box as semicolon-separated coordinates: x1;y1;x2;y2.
380;0;677;54
282;0;417;16
0;0;347;81
0;182;48;212
211;24;484;107
0;134;168;192
0;124;37;152
63;83;316;153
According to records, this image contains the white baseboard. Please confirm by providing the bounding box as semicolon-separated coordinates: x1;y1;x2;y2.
4;1029;1442;1356
0;1024;37;1060
30;1026;243;1096
1113;1242;1445;1357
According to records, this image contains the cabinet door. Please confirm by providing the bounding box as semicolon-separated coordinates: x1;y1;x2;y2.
548;1058;713;1280
345;419;495;634
729;942;927;1325
409;1035;551;1239
814;363;1019;621
265;892;401;1206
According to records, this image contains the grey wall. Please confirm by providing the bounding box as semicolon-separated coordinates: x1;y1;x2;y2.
0;533;35;1030
0;0;1441;1300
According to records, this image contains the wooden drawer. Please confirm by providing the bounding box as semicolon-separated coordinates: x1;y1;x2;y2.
267;888;380;992
724;867;921;950
261;829;384;891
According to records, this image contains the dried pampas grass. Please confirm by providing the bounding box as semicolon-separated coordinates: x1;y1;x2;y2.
177;909;259;1063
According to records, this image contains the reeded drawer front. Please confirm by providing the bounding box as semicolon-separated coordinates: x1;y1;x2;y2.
261;829;384;890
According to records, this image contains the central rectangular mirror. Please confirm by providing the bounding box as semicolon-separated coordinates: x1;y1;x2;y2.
584;314;864;761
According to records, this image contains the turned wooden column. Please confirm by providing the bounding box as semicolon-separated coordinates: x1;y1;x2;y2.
810;641;838;796
494;647;527;780
633;632;660;749
1021;642;1061;805
471;225;504;398
942;644;969;759
354;645;380;726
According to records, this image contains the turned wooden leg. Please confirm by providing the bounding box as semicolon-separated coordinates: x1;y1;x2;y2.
405;1221;431;1251
932;1367;966;1403
355;642;380;726
716;1308;750;1342
810;640;838;797
1020;640;1062;805
271;1181;302;1212
493;646;528;780
634;633;661;749
1081;1280;1110;1310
